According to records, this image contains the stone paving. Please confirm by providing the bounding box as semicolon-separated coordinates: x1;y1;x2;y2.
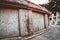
1;27;60;40
27;27;60;40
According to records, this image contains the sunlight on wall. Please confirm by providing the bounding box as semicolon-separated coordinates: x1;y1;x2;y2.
28;0;49;4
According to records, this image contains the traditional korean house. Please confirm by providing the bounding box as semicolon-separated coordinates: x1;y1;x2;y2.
0;0;51;40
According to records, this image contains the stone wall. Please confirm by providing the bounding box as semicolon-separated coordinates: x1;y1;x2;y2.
0;8;19;38
0;8;49;39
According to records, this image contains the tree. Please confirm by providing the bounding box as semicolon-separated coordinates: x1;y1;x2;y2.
42;0;60;14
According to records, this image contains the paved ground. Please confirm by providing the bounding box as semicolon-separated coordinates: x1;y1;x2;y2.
27;27;60;40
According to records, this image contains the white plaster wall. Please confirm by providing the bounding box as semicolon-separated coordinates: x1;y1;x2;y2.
32;12;44;32
0;8;19;37
28;11;34;34
19;9;29;36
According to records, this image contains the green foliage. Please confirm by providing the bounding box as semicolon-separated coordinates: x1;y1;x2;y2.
42;0;60;13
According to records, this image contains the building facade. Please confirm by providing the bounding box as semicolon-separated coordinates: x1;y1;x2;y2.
0;0;50;40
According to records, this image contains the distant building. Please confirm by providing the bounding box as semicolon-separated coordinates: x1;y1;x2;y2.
49;12;60;26
0;0;50;40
